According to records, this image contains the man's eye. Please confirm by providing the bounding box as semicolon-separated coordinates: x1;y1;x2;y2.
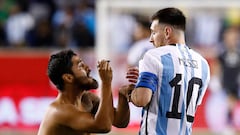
78;62;84;68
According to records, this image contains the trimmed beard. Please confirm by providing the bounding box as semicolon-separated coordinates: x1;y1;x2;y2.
74;76;99;90
87;78;98;90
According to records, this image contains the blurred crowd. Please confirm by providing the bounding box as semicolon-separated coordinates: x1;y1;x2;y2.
0;0;239;53
0;0;95;48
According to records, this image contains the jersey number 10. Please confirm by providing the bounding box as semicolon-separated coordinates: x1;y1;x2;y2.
166;74;203;123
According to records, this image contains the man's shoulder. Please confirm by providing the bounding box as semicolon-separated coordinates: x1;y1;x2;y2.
46;100;76;120
44;101;64;120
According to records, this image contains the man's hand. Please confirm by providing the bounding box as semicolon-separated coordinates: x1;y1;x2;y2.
119;84;135;102
97;60;112;84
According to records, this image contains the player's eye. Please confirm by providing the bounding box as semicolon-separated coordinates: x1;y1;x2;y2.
151;31;155;35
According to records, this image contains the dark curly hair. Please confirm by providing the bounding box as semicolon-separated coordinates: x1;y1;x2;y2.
47;49;76;91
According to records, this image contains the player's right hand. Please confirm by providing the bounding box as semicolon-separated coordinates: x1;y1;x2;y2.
97;60;112;83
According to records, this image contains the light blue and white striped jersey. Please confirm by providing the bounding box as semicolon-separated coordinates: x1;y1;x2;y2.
135;44;210;135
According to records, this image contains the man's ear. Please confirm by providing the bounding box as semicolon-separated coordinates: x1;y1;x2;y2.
62;73;74;83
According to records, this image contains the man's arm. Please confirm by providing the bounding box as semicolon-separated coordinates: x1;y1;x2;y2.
91;60;113;131
85;85;132;128
81;91;100;115
112;85;135;128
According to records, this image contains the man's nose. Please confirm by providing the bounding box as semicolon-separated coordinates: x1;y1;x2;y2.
84;64;90;72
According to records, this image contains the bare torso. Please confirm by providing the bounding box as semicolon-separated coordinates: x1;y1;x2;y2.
39;121;91;135
37;91;99;135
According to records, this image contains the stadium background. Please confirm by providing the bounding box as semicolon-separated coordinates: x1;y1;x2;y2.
0;0;240;135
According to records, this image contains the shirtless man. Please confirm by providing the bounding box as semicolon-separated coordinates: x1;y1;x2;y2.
37;49;132;135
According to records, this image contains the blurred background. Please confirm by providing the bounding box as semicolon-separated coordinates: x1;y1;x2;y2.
0;0;240;135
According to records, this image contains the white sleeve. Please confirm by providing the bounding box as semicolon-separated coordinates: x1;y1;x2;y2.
139;51;159;76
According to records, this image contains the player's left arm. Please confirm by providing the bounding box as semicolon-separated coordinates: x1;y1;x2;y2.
128;52;158;107
131;87;152;107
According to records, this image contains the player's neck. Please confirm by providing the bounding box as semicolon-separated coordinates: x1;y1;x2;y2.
170;30;185;45
168;36;185;45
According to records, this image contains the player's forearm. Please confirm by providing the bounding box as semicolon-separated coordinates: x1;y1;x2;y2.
130;88;151;107
130;89;141;107
113;93;130;128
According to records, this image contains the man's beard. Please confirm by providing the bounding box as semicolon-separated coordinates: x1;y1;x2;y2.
74;76;99;90
86;78;98;90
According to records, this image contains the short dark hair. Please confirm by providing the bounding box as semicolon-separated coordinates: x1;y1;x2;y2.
151;7;186;30
47;49;76;91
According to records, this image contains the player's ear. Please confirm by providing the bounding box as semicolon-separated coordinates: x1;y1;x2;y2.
164;25;172;39
62;73;74;83
164;26;172;36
